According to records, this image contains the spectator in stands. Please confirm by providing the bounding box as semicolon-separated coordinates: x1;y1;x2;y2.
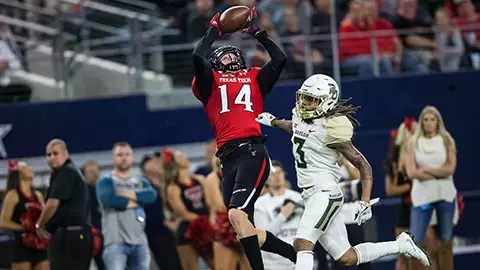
141;151;182;270
96;142;157;270
380;0;400;21
309;0;342;63
310;0;344;31
0;23;31;104
82;160;105;270
258;0;281;18
339;0;395;77
0;160;48;270
405;106;457;270
195;139;216;176
260;12;282;41
247;13;282;69
182;0;215;42
452;0;480;68
164;149;214;270
238;0;257;8
366;0;428;74
254;160;303;270
393;0;438;70
271;0;310;31
281;7;330;78
434;9;464;71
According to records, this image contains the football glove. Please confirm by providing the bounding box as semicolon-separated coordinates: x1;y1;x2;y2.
242;7;261;37
209;13;224;37
255;112;276;127
354;198;379;225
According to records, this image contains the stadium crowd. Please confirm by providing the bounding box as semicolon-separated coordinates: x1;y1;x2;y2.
160;0;480;78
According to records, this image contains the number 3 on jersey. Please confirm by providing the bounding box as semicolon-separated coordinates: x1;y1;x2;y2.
293;136;307;168
219;84;253;113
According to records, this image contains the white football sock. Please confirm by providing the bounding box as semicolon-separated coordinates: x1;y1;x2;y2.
353;241;400;265
295;250;314;270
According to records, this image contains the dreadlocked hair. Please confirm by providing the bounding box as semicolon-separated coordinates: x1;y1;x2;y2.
324;98;360;126
303;98;360;125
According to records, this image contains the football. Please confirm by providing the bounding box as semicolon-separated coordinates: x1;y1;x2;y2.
219;6;250;34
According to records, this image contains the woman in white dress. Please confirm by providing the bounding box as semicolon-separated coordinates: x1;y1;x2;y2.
405;106;457;270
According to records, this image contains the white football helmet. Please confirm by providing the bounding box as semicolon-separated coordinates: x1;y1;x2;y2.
295;74;340;120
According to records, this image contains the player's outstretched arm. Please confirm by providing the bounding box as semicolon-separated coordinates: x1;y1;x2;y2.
243;8;287;95
328;141;372;202
192;14;222;103
256;112;292;134
272;119;292;134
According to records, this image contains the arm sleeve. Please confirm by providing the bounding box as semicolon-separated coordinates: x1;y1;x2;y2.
254;202;287;235
255;31;287;97
135;178;158;205
48;169;76;201
96;176;129;210
192;27;219;104
325;116;354;145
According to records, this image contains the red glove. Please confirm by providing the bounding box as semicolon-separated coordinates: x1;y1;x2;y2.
242;7;261;36
209;13;224;37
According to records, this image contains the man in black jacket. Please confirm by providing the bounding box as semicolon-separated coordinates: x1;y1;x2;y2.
36;139;92;270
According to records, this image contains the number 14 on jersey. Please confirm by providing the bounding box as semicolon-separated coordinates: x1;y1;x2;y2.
219;84;253;113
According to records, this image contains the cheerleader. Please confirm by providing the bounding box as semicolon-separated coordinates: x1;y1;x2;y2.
164;149;215;270
0;160;48;270
204;157;250;270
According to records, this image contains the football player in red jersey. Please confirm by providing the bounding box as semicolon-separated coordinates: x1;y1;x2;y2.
192;7;296;270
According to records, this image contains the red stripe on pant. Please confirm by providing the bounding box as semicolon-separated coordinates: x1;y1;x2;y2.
253;158;267;189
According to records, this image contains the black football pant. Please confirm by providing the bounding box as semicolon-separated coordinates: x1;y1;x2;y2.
49;226;92;270
220;141;271;224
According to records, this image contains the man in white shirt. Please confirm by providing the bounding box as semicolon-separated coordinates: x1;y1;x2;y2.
255;161;304;270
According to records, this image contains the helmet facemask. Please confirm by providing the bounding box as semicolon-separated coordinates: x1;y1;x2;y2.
209;46;246;72
296;91;327;120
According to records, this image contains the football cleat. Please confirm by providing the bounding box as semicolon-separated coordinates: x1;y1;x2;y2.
396;232;431;267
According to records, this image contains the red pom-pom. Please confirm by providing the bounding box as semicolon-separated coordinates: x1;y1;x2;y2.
92;227;102;256
20;203;49;249
22;232;49;249
20;203;43;232
213;212;241;251
185;216;215;258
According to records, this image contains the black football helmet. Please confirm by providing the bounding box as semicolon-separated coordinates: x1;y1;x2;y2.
208;45;246;72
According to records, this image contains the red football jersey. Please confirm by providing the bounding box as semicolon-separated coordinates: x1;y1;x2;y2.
193;68;264;148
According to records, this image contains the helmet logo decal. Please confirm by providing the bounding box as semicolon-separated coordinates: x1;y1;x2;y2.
328;83;338;100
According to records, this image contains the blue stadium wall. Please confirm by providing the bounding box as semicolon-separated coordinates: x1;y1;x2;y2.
1;71;478;241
